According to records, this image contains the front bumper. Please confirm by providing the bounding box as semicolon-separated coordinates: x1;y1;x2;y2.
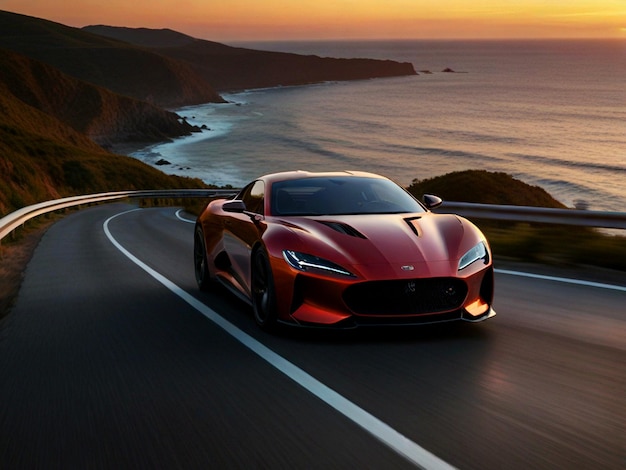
278;265;495;328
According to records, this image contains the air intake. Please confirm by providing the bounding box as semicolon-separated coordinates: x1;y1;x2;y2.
318;221;367;239
404;216;422;237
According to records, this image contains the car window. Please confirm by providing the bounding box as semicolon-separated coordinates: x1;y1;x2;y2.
240;180;265;215
271;177;425;215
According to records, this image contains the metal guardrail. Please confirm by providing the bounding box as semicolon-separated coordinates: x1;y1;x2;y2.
435;202;626;230
1;189;624;243
0;189;237;243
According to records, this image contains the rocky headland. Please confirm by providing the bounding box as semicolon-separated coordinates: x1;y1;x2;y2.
82;25;417;92
0;8;416;213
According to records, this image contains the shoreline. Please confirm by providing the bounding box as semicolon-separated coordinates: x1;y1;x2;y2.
106;41;626;213
109;141;159;156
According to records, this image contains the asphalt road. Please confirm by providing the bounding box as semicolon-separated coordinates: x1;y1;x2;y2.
1;204;624;469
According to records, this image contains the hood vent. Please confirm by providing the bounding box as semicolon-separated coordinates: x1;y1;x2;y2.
404;216;421;237
318;221;367;239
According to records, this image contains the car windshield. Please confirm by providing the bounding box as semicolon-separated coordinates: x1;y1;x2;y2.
270;176;426;216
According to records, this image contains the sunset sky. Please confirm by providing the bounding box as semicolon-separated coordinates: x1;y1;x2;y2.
2;0;625;41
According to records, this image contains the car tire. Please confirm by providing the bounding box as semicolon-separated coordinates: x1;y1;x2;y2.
194;226;212;291
251;248;278;330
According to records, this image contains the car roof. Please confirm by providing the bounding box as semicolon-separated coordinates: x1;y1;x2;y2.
259;170;388;186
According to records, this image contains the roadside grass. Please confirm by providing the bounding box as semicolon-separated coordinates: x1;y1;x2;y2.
475;221;626;272
407;170;626;271
0;215;59;317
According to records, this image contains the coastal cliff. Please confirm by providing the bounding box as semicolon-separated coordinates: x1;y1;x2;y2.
0;9;416;214
82;26;418;91
0;11;224;108
0;48;209;214
0;49;200;147
0;10;416;109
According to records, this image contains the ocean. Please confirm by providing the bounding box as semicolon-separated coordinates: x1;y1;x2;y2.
130;39;626;212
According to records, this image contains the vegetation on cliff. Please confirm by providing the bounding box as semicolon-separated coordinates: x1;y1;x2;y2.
0;49;207;216
0;9;418;217
407;170;565;207
0;49;202;148
408;171;625;271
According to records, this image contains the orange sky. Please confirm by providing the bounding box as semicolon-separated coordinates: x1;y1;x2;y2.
2;0;625;41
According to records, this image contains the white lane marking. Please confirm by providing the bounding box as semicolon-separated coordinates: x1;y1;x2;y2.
175;209;195;224
495;269;626;292
103;209;454;470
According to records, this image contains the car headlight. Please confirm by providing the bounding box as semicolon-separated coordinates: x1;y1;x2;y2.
458;241;489;271
283;250;355;277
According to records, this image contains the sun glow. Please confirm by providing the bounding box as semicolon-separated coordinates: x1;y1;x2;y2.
2;0;625;40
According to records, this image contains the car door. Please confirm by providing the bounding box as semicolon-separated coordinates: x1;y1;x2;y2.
223;180;265;294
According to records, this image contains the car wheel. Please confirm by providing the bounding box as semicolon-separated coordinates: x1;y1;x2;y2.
194;226;212;291
251;248;278;330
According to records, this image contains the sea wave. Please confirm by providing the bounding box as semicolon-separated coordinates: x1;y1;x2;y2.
509;153;626;174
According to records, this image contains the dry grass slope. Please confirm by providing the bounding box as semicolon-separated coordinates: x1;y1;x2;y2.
0;50;209;216
408;170;625;271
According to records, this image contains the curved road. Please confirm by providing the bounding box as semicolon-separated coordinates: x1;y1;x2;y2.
1;204;624;469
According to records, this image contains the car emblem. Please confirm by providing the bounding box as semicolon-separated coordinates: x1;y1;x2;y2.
405;281;417;294
401;265;415;271
444;285;457;296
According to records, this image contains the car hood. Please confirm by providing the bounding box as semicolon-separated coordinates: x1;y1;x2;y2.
276;213;475;277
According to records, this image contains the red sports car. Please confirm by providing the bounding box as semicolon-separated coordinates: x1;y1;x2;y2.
194;171;495;330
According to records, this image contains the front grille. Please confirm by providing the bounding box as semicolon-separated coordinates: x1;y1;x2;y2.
343;278;467;316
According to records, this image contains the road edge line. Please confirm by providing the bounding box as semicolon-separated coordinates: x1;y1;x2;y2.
495;269;626;292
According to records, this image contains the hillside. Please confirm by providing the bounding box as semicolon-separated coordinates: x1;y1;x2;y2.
83;25;418;91
407;170;566;208
0;10;224;108
0;50;208;216
0;9;416;219
0;10;416;106
0;49;204;148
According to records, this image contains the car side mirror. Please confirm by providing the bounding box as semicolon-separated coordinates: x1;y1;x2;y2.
422;194;443;209
223;200;247;213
